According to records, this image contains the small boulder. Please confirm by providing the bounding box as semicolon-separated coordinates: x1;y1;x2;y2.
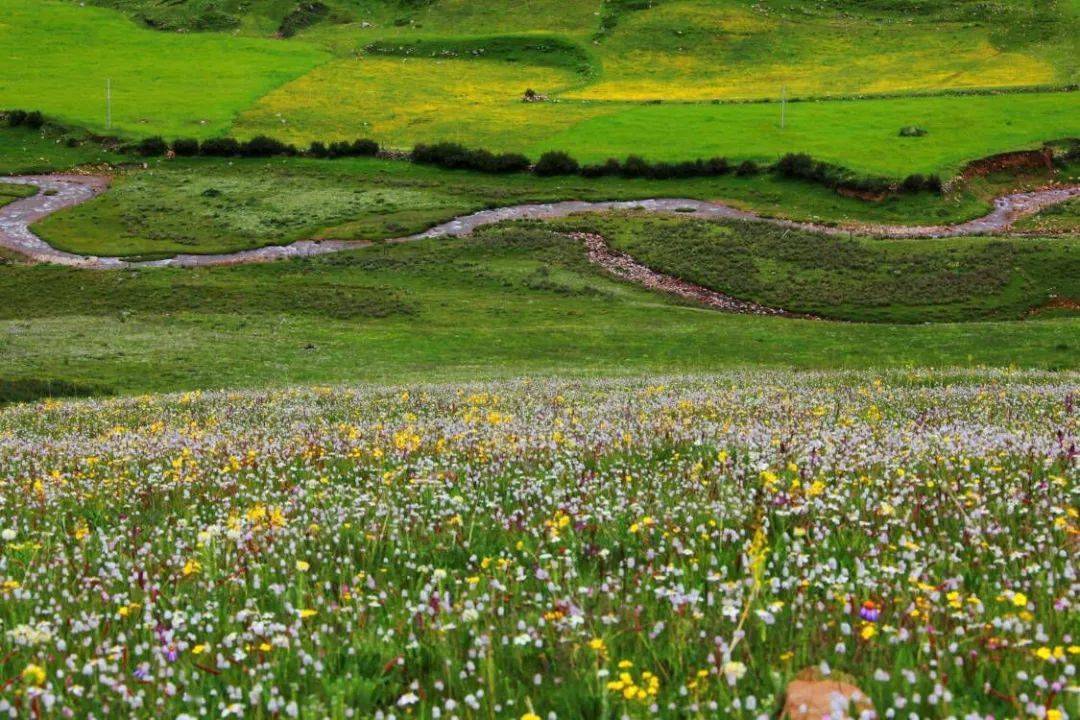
782;668;873;719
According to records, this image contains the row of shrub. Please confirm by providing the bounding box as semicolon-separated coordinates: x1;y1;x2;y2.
412;142;531;174
131;135;380;159
776;153;942;195
125;134;941;195
4;109;45;129
409;144;935;193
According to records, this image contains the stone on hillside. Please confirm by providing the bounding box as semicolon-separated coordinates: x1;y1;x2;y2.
782;668;873;719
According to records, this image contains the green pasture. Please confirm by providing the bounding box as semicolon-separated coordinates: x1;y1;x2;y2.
572;0;1074;101
0;0;327;138
30;153;1029;259
535;92;1080;176
1;227;1077;395
0;0;1073;174
563;213;1079;323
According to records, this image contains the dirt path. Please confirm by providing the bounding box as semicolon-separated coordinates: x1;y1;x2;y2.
2;175;1077;272
572;232;803;317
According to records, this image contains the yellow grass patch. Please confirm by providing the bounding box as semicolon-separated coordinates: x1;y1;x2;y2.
236;56;606;148
568;2;1057;101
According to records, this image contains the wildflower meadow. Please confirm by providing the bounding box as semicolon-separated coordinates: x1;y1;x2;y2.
0;371;1076;719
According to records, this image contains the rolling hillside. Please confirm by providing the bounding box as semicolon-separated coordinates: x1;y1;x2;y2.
0;0;1075;173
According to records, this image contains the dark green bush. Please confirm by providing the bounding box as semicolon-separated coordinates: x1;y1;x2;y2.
580;158;624;178
776;152;897;194
490;152;531;173
6;110;28;127
135;136;168;157
534;151;580;176
412;142;469;167
349;138;380;156
171;138;200;156
241;135;294;157
323;139;382;158
620;155;650;179
278;1;329;38
24;111;44;129
735;160;760;176
776;152;816;179
200;137;241;157
413;142;532;173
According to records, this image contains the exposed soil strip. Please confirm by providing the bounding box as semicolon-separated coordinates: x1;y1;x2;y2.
571;232;801;317
1;176;1077;273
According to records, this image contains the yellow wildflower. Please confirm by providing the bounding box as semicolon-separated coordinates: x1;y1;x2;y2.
21;664;46;686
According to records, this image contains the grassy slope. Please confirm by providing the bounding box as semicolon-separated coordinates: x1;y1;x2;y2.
235;55;597;149
564;213;1079;322
573;0;1074;100
29;154;1020;259
0;0;328;138
1;227;1077;395
4;0;1071;175
82;0;1078;100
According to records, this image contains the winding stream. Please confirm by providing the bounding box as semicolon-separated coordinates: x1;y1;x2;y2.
1;175;1077;271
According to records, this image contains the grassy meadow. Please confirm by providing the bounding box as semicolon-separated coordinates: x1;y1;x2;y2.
2;226;1078;397
1;372;1076;718
559;213;1080;323
0;0;1074;174
1;3;1079;718
31;151;1059;260
0;124;124;175
0;0;327;139
534;92;1080;176
567;0;1072;101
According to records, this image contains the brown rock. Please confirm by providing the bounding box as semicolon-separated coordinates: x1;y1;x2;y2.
782;668;874;720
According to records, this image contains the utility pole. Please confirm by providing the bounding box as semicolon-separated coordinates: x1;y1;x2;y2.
106;79;112;130
780;84;786;130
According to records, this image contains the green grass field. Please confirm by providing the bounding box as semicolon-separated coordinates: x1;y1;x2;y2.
2;3;1079;717
0;124;123;174
534;92;1080;175
0;0;1074;174
563;213;1079;322
0;0;327;139
570;0;1074;101
2;227;1078;396
34;151;1056;260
